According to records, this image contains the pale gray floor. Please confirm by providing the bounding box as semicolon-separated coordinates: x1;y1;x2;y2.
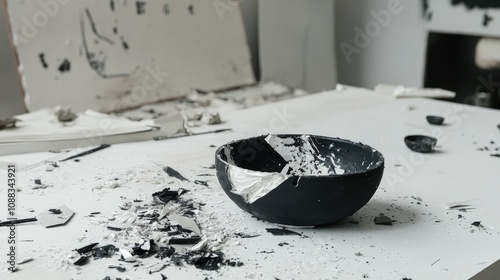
0;4;27;118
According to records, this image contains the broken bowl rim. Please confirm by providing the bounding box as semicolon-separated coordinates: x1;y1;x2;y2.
215;134;385;178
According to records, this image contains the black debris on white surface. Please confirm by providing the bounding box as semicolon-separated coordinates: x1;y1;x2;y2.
163;166;189;182
265;228;302;236
374;215;393;226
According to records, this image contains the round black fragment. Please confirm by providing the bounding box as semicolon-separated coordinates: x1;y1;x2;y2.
426;115;444;125
404;135;437;153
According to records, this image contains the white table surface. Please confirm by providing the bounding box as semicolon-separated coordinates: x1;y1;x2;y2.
0;86;499;280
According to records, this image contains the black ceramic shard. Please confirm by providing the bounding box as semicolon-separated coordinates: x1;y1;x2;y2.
74;256;89;266
132;240;158;258
76;242;99;254
163;166;189;182
108;265;126;272
215;134;384;226
404;135;437;153
156;246;176;260
170;254;184;266
426;115;444;125
169;237;201;245
194;180;208;186
472;221;483;227
93;245;118;259
266;228;302;236
374;215;393;225
152;188;187;204
193;252;223;271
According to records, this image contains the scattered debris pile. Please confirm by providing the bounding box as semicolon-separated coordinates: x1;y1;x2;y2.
80;182;244;275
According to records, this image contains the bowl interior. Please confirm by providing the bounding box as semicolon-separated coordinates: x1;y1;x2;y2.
217;134;384;177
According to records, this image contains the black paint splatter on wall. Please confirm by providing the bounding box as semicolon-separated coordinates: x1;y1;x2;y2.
188;4;194;15
451;0;500;10
110;0;115;12
121;37;129;50
58;59;71;73
81;9;137;79
39;53;48;69
483;13;493;26
422;0;433;21
136;1;146;15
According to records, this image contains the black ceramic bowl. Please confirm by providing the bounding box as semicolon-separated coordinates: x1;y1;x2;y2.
426;115;445;125
215;134;385;227
404;135;437;153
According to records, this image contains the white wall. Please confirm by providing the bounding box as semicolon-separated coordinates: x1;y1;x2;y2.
0;3;25;118
259;0;337;93
0;0;433;116
335;0;428;89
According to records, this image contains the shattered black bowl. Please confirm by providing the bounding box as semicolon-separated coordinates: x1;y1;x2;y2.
404;135;437;153
426;115;444;125
215;134;385;227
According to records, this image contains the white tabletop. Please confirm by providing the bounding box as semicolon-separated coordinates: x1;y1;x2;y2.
1;86;499;280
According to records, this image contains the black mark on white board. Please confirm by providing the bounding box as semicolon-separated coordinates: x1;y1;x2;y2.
58;59;71;73
483;12;493;26
136;1;146;15
39;53;48;69
121;37;129;50
81;9;138;79
84;9;115;45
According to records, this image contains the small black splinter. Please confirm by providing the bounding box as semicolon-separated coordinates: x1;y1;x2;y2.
194;180;208;187
266;228;302;236
49;209;62;214
374;215;393;226
74;256;89;266
163;166;189;182
76;242;99;254
60;144;111;162
471;221;483;228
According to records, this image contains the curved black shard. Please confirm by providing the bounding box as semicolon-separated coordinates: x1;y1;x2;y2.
426;115;444;125
404;135;437;153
